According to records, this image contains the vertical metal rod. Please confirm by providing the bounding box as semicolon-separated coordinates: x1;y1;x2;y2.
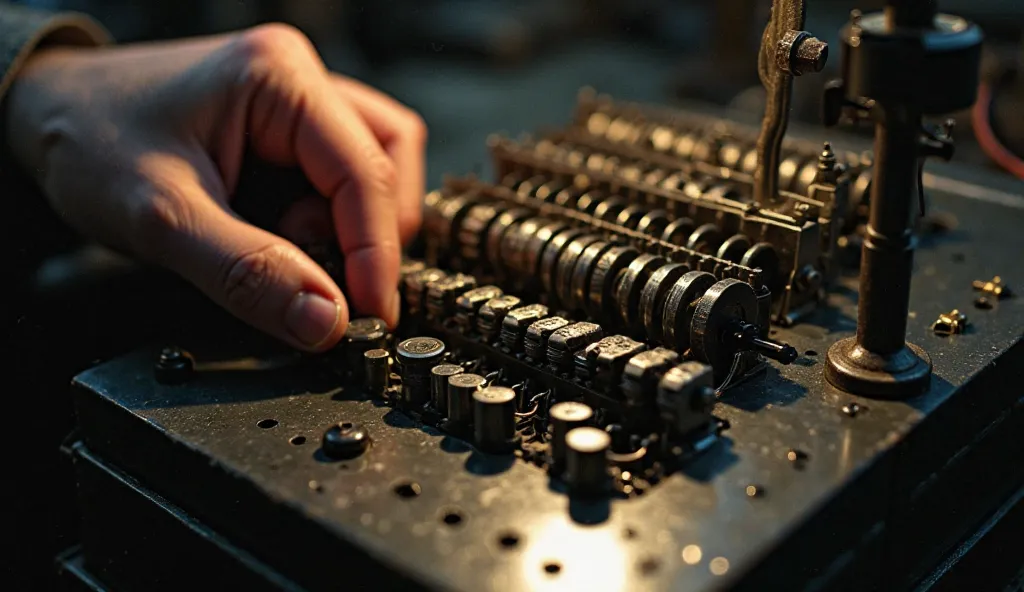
855;110;921;355
754;71;793;207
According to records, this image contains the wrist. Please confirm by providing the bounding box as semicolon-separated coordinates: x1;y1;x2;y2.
0;7;113;175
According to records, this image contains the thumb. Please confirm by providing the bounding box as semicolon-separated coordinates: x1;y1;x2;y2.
137;171;349;352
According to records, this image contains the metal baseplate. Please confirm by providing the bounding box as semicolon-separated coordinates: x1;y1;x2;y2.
68;91;1024;591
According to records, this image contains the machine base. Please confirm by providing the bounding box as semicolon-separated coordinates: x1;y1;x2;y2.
824;339;933;399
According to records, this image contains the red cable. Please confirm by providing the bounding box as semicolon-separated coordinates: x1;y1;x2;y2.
971;82;1024;180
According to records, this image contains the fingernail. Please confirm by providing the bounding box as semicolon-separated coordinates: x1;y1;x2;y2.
285;291;340;348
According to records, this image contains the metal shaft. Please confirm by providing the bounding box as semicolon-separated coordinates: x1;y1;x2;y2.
885;0;937;28
856;110;921;355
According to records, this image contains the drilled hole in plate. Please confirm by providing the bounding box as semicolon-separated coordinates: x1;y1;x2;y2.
769;329;778;336
338;463;350;471
257;419;278;429
805;350;818;357
623;527;638;540
442;510;464;526
341;422;354;429
543;562;562;575
289;435;306;445
498;532;520;548
393;481;422;499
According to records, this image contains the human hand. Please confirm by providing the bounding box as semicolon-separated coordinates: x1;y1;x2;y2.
4;24;426;351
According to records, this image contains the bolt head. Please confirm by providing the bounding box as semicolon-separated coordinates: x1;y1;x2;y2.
323;422;371;459
777;30;829;76
155;347;194;385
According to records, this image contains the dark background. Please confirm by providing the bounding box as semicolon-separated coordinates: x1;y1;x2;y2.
4;0;1023;590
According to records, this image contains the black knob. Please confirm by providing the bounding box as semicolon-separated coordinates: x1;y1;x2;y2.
473;386;518;454
155;346;194;385
447;373;486;426
322;422;370;459
363;349;390;398
548;402;594;475
565;427;611;497
430;364;464;413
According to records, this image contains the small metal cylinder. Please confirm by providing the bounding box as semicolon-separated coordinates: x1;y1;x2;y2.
548;402;593;474
447;373;486;426
396;337;446;407
343;318;388;380
473;386;518;454
364;349;390;397
565;427;611;497
430;364;464;413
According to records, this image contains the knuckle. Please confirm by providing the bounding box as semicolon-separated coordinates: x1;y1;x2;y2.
366;151;398;198
236;23;318;68
220;244;292;313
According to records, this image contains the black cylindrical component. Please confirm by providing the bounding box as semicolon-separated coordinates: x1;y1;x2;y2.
431;364;464;413
473;386;518;454
447;373;486;426
396;337;446;406
565;427;611;497
548;402;594;474
857;115;918;355
343;317;388;380
364;349;390;397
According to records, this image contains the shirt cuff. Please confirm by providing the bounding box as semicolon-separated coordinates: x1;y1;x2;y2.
0;5;112;99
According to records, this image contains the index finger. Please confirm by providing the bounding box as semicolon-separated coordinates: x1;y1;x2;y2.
237;26;401;325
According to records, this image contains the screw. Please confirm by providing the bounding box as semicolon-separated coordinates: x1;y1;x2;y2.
745;484;765;498
154;346;194;385
777;30;829;76
787;449;809;469
322;422;371;459
817;141;838;183
842;402;861;417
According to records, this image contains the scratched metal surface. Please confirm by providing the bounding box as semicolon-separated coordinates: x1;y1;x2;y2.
71;169;1024;592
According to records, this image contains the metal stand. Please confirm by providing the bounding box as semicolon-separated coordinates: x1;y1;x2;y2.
824;1;982;398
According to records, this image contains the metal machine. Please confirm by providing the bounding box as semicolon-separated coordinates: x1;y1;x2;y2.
59;1;1024;591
